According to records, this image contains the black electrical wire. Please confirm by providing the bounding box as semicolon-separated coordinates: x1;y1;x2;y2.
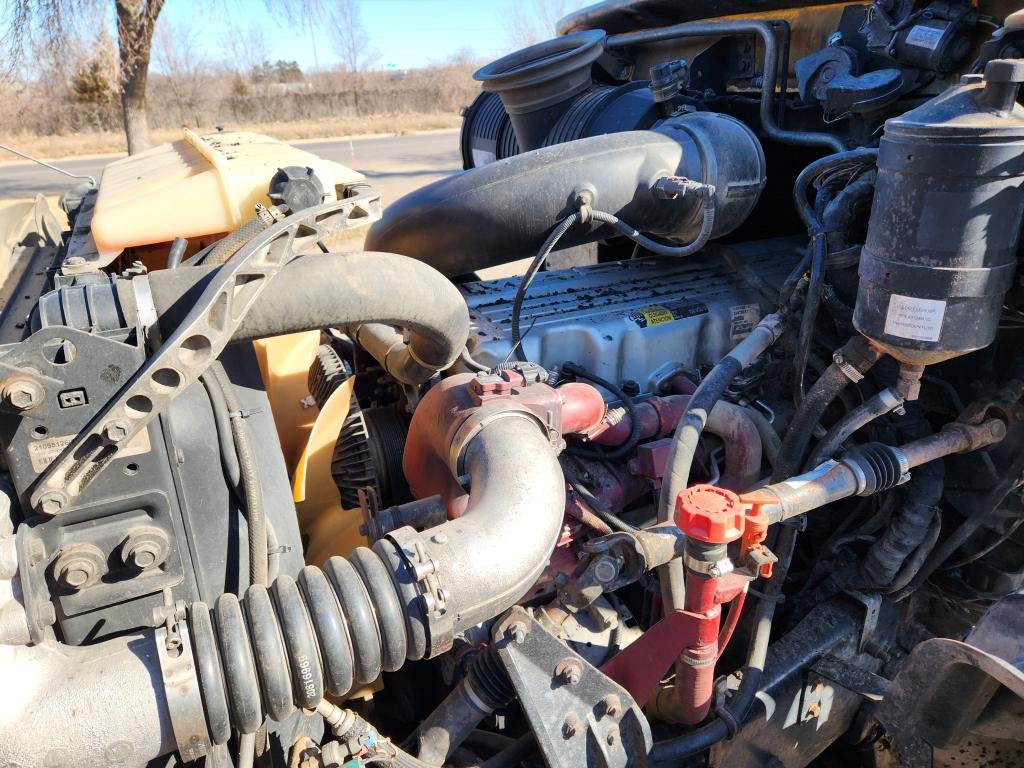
561;361;642;462
510;211;582;362
793;233;826;403
510;192;717;363
940;506;1024;571
790;149;877;404
562;462;637;533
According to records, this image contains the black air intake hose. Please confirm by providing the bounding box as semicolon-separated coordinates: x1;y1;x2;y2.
140;251;470;382
364;112;766;276
188;542;422;742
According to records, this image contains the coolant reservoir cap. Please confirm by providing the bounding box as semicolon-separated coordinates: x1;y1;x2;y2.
675;484;745;544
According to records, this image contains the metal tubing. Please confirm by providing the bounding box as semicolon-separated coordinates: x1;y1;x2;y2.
0;635;175;768
607;20;846;152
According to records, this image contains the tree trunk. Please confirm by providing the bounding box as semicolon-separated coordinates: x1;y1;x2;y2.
121;66;151;155
115;0;165;155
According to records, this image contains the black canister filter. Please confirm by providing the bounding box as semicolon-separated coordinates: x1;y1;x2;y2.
854;59;1024;368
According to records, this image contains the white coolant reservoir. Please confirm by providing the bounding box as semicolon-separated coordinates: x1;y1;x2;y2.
83;129;365;264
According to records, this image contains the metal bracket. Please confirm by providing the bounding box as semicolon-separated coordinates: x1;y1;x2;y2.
156;620;212;763
493;606;652;768
845;589;882;654
29;190;380;514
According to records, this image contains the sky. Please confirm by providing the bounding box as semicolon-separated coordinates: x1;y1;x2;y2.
159;0;543;72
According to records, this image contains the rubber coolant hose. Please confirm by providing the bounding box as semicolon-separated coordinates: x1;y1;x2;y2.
144;251;470;380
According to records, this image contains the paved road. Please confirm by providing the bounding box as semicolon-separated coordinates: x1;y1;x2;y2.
0;130;463;206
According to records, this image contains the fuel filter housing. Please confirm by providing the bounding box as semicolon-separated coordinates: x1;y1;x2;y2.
854;59;1024;364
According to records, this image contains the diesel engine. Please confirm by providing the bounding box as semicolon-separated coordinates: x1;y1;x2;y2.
2;2;1024;768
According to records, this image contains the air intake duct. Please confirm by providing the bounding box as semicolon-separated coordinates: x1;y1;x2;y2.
473;30;607;152
365;112;767;276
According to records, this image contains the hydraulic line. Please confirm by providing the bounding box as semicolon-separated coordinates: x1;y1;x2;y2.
805;386;903;469
651;525;798;763
772;336;883;482
656;313;785;610
891;446;1024;601
790;149;879;403
607;20;845;152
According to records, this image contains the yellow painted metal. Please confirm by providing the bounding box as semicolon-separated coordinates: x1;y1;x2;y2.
293;376;370;564
252;332;321;476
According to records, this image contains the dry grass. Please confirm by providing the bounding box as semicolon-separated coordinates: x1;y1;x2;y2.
0;112;463;164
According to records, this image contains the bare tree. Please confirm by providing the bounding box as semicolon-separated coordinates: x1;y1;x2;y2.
153;20;213;128
220;21;269;78
114;0;164;153
3;0;165;153
507;0;581;50
327;0;376;74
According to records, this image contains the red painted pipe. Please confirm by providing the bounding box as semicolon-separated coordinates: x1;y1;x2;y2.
678;570;722;724
558;382;608;436
591;393;764;491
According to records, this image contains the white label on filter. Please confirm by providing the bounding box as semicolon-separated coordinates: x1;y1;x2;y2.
884;294;946;342
905;24;944;49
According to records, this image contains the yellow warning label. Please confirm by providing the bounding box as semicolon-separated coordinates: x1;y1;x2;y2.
636;306;675;327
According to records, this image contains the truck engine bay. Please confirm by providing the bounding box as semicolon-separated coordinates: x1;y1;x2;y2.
2;1;1024;767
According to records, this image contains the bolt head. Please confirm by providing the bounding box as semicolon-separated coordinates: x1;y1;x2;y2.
593;557;619;584
505;620;527;644
601;694;623;718
103;420;131;443
38;490;68;515
431;532;449;545
53;544;105;590
555;657;584;686
3;379;44;411
64;256;85;266
562;716;579;739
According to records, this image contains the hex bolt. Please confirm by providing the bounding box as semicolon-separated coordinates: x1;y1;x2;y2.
38;490;68;515
505;620;528;645
562;713;581;739
601;694;623;718
1;377;45;412
121;527;170;571
554;657;583;686
103;420;131;443
63;256;86;267
53;544;106;591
